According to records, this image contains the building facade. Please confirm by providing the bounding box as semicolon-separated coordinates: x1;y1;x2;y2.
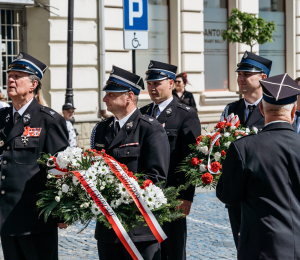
0;0;298;148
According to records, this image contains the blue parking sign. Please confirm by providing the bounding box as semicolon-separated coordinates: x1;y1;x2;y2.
124;0;148;31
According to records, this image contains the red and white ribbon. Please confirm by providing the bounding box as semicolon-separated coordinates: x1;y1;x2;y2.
72;170;143;260
119;143;139;148
102;156;167;243
23;126;42;137
207;134;222;174
47;156;68;178
225;113;240;127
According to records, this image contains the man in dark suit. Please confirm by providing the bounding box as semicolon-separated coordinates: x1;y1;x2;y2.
91;65;170;260
140;60;201;260
220;51;272;247
0;52;69;260
217;73;300;260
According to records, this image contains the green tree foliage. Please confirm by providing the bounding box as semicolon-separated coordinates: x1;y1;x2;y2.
222;8;276;52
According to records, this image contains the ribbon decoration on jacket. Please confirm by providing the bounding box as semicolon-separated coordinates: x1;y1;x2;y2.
72;170;143;260
101;155;167;243
207;133;222;174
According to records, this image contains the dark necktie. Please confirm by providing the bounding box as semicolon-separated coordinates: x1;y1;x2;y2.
14;112;21;125
114;121;120;137
152;104;159;118
248;105;255;119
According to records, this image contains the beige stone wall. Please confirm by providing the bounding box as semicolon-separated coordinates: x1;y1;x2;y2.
74;121;98;150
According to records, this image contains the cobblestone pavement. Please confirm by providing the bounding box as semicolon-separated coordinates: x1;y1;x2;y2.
0;190;236;260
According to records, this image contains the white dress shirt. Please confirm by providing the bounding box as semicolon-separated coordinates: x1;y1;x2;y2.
13;98;34;121
151;96;173;118
114;108;137;130
244;96;262;120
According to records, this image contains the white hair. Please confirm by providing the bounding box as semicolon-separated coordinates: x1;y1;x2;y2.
262;99;296;112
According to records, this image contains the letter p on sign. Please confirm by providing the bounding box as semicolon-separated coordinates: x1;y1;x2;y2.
129;0;143;26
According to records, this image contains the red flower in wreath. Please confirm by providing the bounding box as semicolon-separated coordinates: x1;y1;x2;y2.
127;171;134;178
211;162;222;173
196;135;203;145
143;180;153;188
133;176;138;181
199;159;203;163
84;152;88;157
215;140;220;146
225;123;232;127
201;173;213;184
221;150;226;157
207;135;211;139
216;122;225;129
191;157;200;167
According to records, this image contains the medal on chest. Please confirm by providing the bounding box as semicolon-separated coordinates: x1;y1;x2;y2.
21;126;42;146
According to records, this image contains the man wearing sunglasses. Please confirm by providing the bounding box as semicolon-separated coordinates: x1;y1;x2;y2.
140;60;201;260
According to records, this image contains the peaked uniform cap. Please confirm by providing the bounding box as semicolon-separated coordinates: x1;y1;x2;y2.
146;60;177;81
103;65;144;95
8;52;47;80
260;73;300;104
236;51;272;76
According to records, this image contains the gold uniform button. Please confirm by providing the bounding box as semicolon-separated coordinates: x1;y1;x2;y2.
1;190;5;194
3;160;7;165
1;176;5;180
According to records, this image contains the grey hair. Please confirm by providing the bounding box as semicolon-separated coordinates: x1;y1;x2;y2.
262;99;296;112
123;91;139;105
29;74;42;95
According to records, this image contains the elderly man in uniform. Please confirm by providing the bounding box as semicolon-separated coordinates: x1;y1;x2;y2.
0;52;69;260
91;66;170;260
140;60;201;260
217;73;300;260
220;51;272;248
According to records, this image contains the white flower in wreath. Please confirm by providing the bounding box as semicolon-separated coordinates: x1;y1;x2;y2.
115;199;122;207
236;136;242;139
145;194;156;209
72;176;80;186
47;174;53;179
81;202;89;208
111;200;118;209
106;174;114;184
62;184;69;193
58;191;62;196
214;152;221;162
230;126;236;130
199;164;206;172
252;127;258;133
55;196;60;202
99;165;111;176
117;183;128;196
86;169;97;182
91;203;101;215
245;127;250;133
197;145;209;155
225;141;231;148
224;132;230;138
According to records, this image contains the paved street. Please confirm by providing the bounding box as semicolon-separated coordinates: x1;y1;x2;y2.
0;189;236;259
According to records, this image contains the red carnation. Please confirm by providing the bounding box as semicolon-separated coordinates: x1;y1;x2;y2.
225;123;232;127
207;135;211;139
215;140;220;146
211;161;222;173
127;171;133;178
140;186;144;189
201;173;213;184
196;135;203;145
191;157;200;167
84;152;87;157
199;159;203;163
205;166;208;169
143;180;153;188
221;150;226;157
216;122;225;129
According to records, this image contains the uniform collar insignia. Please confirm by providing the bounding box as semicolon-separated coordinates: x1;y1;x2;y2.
166;108;172;115
149;118;154;122
6;114;10;122
186;107;190;110
126;121;133;129
50;111;55;115
23;113;31;124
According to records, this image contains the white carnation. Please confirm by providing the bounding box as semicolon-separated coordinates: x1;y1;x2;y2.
224;132;230;137
47;174;53;179
55;196;60;202
199;164;206;172
62;184;69;193
252;127;258;133
72;176;80;186
225;141;231;148
230;126;236;130
214;152;221;162
197;145;209;155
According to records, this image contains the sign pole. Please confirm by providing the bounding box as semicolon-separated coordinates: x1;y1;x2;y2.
132;50;136;74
